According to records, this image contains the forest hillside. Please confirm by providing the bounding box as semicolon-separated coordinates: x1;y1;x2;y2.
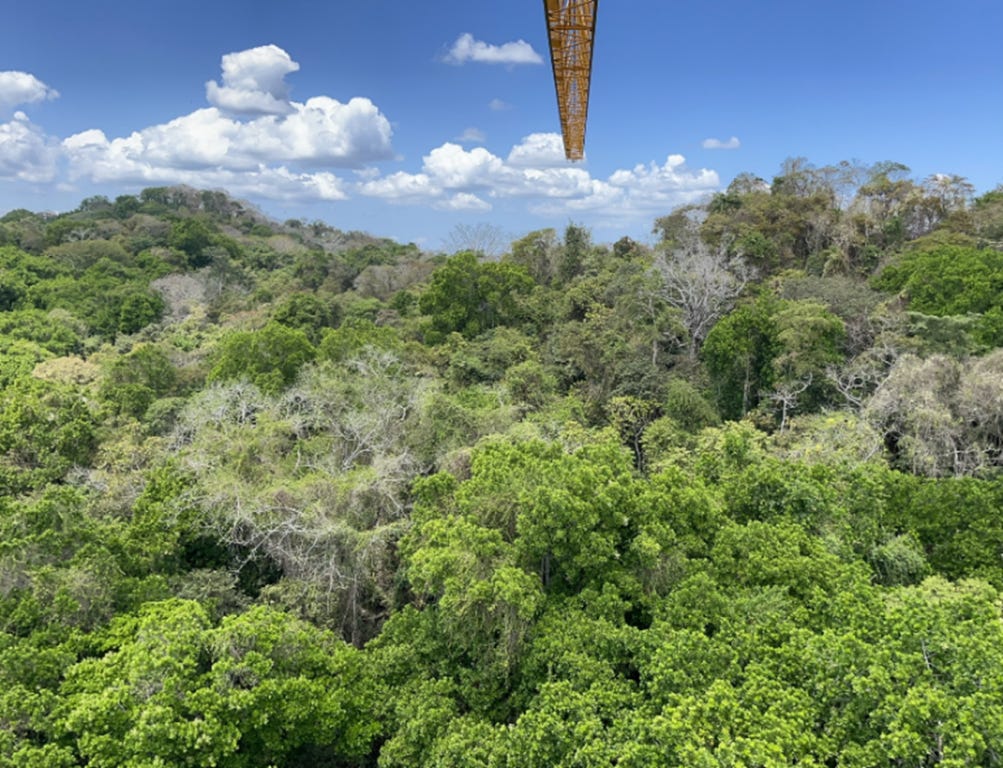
2;160;1003;766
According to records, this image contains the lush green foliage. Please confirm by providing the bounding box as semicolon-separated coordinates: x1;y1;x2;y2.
209;322;316;394
418;251;535;342
1;173;1002;766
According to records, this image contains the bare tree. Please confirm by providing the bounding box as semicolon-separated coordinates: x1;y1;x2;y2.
864;351;1003;477
150;273;209;321
765;374;813;432
442;222;509;260
651;228;752;357
173;351;427;643
353;259;435;300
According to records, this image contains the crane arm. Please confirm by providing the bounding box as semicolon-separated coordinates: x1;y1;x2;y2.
542;0;598;161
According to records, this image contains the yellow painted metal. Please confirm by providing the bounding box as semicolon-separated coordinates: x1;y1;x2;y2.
543;0;598;161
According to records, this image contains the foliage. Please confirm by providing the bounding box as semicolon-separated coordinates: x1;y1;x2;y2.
418;251;535;342
208;321;316;394
99;344;179;419
271;291;339;343
874;244;1003;316
0;378;97;495
168;217;216;267
2;176;1003;765
24;255;168;339
702;292;782;419
318;318;402;362
42;601;379;767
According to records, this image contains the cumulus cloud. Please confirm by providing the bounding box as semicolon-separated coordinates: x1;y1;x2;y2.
360;135;719;224
605;154;718;203
0;46;723;229
0;71;59;113
489;98;512;111
62;124;350;200
238;96;393;166
56;45;392;202
444;34;543;65
0;111;59;182
511;166;596;198
507;132;569;168
423;143;506;188
537;154;718;217
702;136;741;150
64;95;392;173
62;126;347;200
358;170;437;202
206;44;299;115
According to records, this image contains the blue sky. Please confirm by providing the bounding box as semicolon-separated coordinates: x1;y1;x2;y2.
2;0;1001;250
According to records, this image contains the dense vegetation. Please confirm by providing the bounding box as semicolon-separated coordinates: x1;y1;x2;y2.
1;163;1002;766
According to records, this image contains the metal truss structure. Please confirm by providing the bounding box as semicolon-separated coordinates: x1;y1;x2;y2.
542;0;598;161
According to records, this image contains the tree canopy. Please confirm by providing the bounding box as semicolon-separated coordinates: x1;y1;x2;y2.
1;171;1002;766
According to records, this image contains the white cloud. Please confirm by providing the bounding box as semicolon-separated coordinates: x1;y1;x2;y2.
358;170;437;202
509;166;596;198
436;193;491;212
360;136;719;225
62;125;349;200
444;33;543;66
0;47;721;231
507;132;568;168
0;71;59;113
57;45;392;202
489;98;512;112
0;111;59;181
456;127;486;144
628;155;720;195
63;125;347;201
423;143;506;188
534;154;719;220
702;136;741;150
238;96;393;166
64;96;392;175
206;44;298;115
609;154;689;188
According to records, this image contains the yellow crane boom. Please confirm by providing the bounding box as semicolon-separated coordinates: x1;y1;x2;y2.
542;0;598;161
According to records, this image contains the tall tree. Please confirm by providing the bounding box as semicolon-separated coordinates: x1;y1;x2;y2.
557;223;590;285
418;251;534;342
652;227;750;357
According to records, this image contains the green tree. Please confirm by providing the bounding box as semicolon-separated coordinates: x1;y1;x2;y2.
0;378;97;495
767;300;846;427
117;291;165;335
0;309;81;355
505;228;558;285
873;244;1003;317
208;322;316;394
100;344;178;419
557;223;590;285
51;601;379;767
318;318;402;362
418;251;534;342
169;217;215;267
702;293;781;419
271;292;339;344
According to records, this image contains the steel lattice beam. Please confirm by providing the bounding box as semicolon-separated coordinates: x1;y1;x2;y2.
543;0;598;161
